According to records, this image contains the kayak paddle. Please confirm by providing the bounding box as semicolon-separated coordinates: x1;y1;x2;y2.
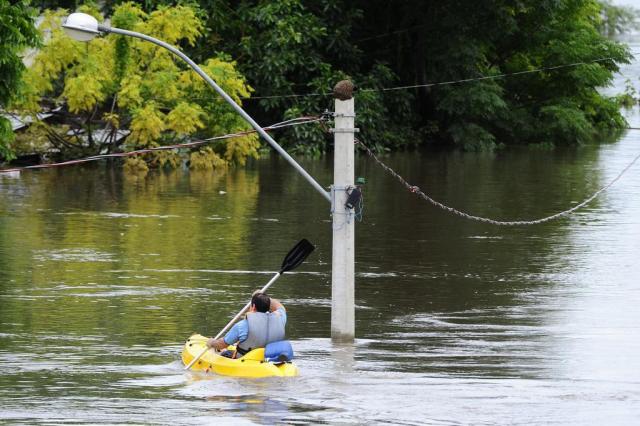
184;238;315;370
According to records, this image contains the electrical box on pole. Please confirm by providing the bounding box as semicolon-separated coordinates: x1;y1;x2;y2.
331;80;357;342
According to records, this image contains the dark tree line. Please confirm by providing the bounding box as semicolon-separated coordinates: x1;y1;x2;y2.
6;0;635;155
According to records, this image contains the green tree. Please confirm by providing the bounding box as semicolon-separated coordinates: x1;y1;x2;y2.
63;0;419;154
181;0;632;151
599;0;640;37
353;0;631;149
14;2;258;171
16;0;634;157
0;0;40;161
189;0;419;153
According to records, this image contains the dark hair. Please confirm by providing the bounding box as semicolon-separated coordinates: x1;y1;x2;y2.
251;292;271;313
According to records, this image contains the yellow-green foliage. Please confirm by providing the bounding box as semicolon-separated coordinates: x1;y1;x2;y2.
123;156;149;175
15;9;84;112
166;102;205;135
190;147;227;170
118;74;143;109
13;121;52;155
129;103;166;146
14;2;258;170
224;135;260;166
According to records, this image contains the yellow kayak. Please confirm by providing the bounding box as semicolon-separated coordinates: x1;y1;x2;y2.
181;334;299;378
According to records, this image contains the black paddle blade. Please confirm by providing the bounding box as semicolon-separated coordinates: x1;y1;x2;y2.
279;239;315;273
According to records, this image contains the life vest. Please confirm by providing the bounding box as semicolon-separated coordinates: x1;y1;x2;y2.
237;312;285;353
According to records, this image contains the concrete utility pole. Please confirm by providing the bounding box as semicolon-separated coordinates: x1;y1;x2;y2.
331;81;357;342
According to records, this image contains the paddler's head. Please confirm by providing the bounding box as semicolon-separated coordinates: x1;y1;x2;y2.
250;291;271;313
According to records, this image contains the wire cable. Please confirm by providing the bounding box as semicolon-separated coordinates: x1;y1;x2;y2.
241;54;633;101
357;137;640;226
0;116;324;174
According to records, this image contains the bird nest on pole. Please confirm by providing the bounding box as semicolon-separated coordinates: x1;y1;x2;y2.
333;80;355;100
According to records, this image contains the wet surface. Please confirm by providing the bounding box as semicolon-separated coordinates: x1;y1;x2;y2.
2;47;640;426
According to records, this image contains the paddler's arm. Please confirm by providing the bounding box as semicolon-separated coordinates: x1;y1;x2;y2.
206;319;248;350
269;298;284;313
207;337;228;351
269;298;287;326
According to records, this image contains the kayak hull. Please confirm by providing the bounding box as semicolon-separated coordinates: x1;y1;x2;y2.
182;334;298;378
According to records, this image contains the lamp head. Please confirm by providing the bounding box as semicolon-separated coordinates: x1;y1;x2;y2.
62;13;100;41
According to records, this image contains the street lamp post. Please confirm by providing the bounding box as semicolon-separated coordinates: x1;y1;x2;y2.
62;13;330;202
62;12;355;342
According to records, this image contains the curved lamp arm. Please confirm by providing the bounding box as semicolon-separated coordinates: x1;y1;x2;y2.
63;13;331;202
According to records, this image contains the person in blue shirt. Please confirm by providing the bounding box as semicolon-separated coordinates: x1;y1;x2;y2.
207;291;287;358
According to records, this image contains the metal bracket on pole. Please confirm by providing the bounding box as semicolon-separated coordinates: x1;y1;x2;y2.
330;185;355;212
330;128;360;133
330;186;355;228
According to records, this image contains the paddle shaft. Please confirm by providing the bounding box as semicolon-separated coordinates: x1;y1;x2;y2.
184;272;281;370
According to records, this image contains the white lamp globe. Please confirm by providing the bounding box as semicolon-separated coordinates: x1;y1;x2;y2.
62;13;100;41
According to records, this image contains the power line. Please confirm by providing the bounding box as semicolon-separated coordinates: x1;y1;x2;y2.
361;57;621;93
0;116;323;174
242;54;634;101
357;136;640;226
248;91;329;100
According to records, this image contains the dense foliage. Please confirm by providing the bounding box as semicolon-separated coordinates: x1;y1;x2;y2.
12;3;258;172
108;0;632;152
350;0;631;150
2;0;635;166
0;0;40;160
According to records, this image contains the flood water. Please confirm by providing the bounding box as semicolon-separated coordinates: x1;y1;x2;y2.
2;53;640;426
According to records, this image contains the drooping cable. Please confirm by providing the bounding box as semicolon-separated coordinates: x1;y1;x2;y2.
0;116;324;174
